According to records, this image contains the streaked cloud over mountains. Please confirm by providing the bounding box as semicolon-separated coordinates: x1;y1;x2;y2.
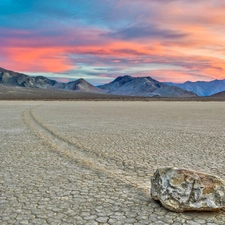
1;0;225;84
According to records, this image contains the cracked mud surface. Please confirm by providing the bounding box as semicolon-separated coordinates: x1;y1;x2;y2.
0;101;225;224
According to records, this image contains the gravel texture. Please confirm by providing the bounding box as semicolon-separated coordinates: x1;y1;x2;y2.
0;101;225;225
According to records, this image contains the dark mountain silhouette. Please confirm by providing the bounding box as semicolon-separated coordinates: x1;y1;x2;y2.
65;78;104;93
165;79;225;96
98;75;197;97
0;67;103;93
210;90;225;97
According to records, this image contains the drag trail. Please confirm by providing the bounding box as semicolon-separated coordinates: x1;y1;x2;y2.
23;106;150;194
1;101;225;224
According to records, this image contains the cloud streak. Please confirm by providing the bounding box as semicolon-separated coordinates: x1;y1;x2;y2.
104;24;187;40
0;0;225;84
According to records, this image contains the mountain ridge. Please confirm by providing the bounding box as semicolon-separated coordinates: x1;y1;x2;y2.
210;90;225;97
165;79;225;96
3;66;224;97
98;75;197;97
0;67;103;94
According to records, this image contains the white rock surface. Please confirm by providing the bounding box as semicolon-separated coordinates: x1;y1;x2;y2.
151;167;225;212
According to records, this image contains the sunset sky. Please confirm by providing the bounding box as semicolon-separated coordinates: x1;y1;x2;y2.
1;0;225;85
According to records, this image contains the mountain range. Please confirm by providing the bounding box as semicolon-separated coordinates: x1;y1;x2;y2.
0;67;103;94
98;75;196;97
211;90;225;97
1;66;225;97
165;79;225;96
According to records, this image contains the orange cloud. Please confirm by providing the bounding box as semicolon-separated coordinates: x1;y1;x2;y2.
2;46;73;73
1;35;166;74
1;17;225;83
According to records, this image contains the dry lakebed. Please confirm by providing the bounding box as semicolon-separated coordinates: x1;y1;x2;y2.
0;101;225;225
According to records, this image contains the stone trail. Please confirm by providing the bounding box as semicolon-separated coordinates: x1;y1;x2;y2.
1;101;225;224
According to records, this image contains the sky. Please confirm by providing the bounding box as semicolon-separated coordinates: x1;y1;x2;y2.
1;0;225;85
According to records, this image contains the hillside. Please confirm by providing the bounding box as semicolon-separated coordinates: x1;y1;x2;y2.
165;79;225;96
99;75;197;97
0;67;103;93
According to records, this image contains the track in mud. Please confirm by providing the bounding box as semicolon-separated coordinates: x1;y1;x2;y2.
2;101;225;224
22;106;150;196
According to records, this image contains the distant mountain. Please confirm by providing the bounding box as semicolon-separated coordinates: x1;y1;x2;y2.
98;75;197;97
0;67;103;93
65;78;104;93
165;79;225;96
0;67;59;88
210;90;225;97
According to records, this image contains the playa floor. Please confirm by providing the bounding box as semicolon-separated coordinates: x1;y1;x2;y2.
1;101;225;225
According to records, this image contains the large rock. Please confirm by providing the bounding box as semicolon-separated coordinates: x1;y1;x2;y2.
151;167;225;212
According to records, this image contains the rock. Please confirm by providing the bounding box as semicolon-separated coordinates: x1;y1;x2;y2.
151;167;225;212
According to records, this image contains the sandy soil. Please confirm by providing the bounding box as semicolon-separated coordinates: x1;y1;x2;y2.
1;101;225;224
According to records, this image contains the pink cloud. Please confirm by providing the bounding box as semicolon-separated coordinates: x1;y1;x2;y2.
1;1;225;84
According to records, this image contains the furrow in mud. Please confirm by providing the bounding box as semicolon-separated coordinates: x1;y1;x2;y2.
23;107;150;195
30;106;148;176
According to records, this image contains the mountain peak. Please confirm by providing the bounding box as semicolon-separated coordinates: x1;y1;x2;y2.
0;67;104;94
99;75;196;97
76;78;86;82
166;79;225;96
65;78;103;93
112;75;133;84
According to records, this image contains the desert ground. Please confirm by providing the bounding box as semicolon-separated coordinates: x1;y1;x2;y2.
0;101;225;225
